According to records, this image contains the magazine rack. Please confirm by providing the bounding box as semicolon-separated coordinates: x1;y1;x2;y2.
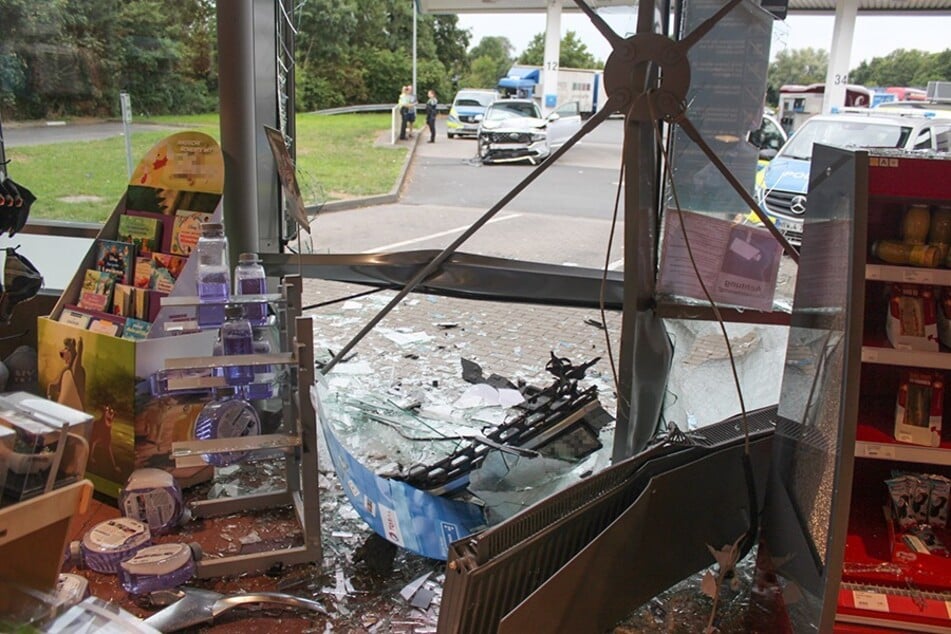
163;275;322;577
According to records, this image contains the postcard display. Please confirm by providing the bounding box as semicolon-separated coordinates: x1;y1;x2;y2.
767;147;951;631
37;132;225;497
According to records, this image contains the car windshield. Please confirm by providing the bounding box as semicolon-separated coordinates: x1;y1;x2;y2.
486;102;540;121
457;93;495;107
782;119;913;160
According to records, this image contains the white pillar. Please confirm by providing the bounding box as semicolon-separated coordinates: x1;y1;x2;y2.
822;0;858;114
541;0;562;116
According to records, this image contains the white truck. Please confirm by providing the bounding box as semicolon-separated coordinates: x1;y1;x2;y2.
498;65;607;118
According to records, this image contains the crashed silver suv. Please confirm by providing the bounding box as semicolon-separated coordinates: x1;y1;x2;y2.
476;99;582;165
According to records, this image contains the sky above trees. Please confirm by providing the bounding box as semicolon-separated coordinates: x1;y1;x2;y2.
457;11;951;67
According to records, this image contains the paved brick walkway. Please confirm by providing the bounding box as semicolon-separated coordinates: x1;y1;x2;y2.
300;278;623;414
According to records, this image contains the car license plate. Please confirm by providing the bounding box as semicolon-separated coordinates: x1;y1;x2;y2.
778;218;802;234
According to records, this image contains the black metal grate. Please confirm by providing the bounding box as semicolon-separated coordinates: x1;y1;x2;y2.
438;405;777;634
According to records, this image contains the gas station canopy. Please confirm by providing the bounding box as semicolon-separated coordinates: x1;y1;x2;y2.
418;0;951;14
788;0;951;12
417;0;631;12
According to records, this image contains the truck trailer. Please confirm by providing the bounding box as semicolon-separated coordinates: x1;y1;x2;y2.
498;65;607;118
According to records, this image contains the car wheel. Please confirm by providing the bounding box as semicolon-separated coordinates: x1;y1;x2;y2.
478;136;490;163
448;133;455;139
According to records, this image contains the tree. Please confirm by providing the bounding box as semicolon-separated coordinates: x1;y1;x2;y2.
850;48;951;87
0;0;217;118
517;31;601;69
294;0;463;110
463;55;507;90
766;47;828;106
432;15;470;85
459;36;513;91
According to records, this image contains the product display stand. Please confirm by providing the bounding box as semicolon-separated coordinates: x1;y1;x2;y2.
757;147;951;633
163;275;322;577
836;151;951;631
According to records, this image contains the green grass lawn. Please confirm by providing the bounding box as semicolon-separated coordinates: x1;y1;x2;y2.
7;112;406;224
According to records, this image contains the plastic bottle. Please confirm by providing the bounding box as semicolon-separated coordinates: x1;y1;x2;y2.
233;252;268;326
195;222;230;328
219;304;253;386
246;333;275;400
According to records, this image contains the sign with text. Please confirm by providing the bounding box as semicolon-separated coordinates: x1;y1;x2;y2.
667;0;773;215
657;210;782;311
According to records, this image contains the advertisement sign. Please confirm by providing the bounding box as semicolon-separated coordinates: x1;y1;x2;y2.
313;384;486;560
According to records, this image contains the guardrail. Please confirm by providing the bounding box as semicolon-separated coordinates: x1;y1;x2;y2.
314;103;449;116
314;103;449;146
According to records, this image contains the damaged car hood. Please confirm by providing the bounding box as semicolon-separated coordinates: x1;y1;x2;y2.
480;117;547;133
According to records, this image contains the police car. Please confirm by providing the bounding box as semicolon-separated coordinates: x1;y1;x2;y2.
756;110;951;245
447;89;499;139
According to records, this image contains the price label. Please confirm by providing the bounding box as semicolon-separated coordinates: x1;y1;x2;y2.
865;266;881;280
852;590;889;612
861;443;895;459
862;348;879;363
902;269;933;284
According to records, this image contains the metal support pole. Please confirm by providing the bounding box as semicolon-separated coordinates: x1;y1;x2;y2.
612;0;673;461
217;0;281;259
412;1;418;97
217;1;258;261
120;92;133;179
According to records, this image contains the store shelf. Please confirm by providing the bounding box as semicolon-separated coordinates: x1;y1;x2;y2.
838;584;951;633
164;351;293;371
160;293;285;308
856;423;951;466
836;151;951;633
866;263;951;286
861;345;951;371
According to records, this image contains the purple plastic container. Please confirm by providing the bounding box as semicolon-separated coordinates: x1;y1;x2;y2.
77;517;151;574
193;397;261;466
118;543;198;595
119;468;186;535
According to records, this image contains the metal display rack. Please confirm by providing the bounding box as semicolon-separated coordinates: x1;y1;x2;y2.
161;275;322;578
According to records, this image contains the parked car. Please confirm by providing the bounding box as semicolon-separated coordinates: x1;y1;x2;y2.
874;100;951;116
756;110;951;245
446;89;499;139
748;112;788;161
476;99;582;165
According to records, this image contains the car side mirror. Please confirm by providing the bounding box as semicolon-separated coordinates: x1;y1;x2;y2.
474;114;483;122
547;112;561;122
759;148;778;161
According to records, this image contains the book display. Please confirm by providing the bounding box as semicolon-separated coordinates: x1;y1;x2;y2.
36;131;226;496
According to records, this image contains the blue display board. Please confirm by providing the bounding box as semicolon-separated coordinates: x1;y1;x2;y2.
317;406;487;560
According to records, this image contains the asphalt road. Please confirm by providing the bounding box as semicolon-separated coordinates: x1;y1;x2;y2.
2;121;177;147
403;118;626;219
313;117;630;269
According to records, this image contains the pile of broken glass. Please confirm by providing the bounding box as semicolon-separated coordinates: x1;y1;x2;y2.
312;353;614;558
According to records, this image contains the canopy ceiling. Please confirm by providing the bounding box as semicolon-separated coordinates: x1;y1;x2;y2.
789;0;951;11
418;0;951;14
418;0;632;13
